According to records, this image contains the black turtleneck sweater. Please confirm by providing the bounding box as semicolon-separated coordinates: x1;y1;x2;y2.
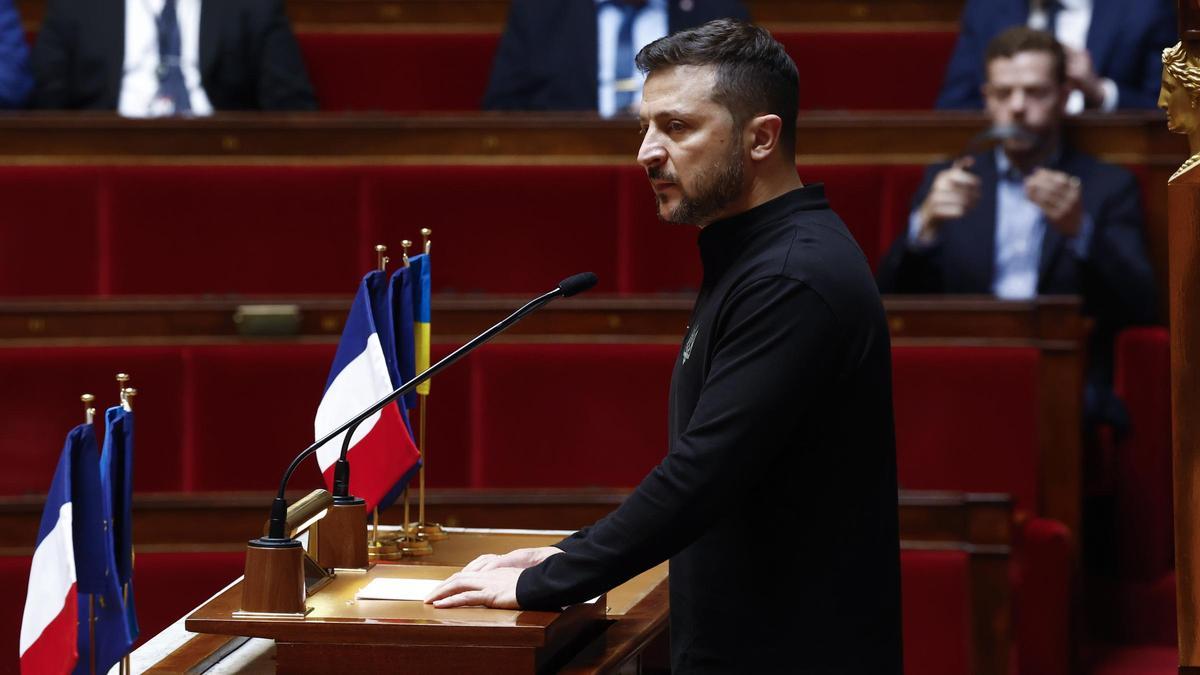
516;186;902;674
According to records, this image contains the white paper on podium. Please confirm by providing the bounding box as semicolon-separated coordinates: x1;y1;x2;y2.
355;578;444;601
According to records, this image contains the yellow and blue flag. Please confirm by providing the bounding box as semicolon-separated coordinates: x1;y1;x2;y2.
408;254;432;396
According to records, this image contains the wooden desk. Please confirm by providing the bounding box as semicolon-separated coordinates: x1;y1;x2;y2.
164;529;670;675
121;492;1010;675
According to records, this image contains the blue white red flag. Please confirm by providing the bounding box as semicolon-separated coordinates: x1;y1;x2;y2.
314;272;421;511
19;427;83;675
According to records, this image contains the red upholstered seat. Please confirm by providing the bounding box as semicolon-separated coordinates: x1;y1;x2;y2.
292;31;955;112
0;166;101;295
126;551;246;645
892;345;1041;513
774;31;957;110
1114;327;1172;583
106;166;365;295
0;555;35;672
466;343;676;488
297;32;499;112
363;165;623;294
0;346;187;494
901;549;972;675
187;344;335;491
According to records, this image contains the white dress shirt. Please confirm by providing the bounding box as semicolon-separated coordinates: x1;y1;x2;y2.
118;0;213;117
595;0;668;118
1027;0;1118;113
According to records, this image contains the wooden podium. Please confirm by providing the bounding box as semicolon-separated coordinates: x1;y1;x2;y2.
182;530;669;674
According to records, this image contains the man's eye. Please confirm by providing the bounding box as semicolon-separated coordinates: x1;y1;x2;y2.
667;120;686;132
638;126;648;136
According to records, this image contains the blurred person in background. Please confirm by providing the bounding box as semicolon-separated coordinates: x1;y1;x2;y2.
483;0;749;117
936;0;1175;112
30;0;316;116
0;0;32;108
879;27;1156;431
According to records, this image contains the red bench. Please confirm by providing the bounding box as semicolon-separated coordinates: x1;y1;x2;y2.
293;30;958;112
1113;326;1176;646
0;163;906;297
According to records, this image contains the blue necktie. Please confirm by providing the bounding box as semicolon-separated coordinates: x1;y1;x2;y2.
155;0;191;114
613;2;641;112
1042;0;1062;38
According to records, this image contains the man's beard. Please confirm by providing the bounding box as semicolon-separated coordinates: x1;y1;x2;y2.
649;145;745;226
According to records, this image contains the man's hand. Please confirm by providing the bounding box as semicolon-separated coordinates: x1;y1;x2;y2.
423;546;562;609
460;546;563;573
424;567;524;609
916;157;980;244
1025;168;1083;237
1065;47;1105;109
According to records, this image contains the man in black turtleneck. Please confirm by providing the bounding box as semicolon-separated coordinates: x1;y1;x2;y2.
428;19;902;674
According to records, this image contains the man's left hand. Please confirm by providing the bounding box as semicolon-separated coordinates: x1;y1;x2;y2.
1065;47;1105;109
424;567;524;609
1025;168;1083;237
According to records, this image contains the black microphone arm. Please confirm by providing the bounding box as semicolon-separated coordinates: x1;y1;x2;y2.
263;272;598;541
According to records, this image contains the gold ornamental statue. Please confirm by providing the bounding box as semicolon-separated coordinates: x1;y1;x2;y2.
1163;1;1200;179
1160;40;1200;180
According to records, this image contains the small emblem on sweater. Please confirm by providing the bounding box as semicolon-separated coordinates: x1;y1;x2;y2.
682;323;699;363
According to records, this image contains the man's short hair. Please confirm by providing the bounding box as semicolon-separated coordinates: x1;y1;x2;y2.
635;19;799;157
985;26;1067;85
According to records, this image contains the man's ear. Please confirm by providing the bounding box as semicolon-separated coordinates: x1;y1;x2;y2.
747;114;783;161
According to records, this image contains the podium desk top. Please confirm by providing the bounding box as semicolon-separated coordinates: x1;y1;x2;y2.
181;529;669;673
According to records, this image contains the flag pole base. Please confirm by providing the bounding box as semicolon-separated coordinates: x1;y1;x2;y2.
409;521;448;542
242;538;306;614
401;533;434;556
368;538;402;561
316;496;369;569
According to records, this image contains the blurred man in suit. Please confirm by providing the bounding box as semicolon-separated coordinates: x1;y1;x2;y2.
30;0;316;115
879;27;1156;427
0;0;31;108
433;19;902;674
937;0;1176;112
483;0;749;116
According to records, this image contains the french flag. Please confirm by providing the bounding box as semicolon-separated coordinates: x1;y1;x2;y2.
19;426;85;675
314;272;420;511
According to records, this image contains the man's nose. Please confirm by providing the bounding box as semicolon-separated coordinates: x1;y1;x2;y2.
637;132;666;169
1009;90;1027;115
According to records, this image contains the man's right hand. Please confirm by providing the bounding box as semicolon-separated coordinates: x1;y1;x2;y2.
459;546;563;573
915;156;980;244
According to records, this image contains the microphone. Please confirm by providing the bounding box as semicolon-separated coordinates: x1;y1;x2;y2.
558;272;598;297
259;272;599;543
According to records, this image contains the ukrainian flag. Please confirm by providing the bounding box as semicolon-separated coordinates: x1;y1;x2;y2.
409;253;432;395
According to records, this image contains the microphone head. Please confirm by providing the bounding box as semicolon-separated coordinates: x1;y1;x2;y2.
558;272;599;297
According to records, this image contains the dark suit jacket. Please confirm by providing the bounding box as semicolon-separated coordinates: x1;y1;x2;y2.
30;0;316;111
935;0;1176;110
482;0;749;111
876;146;1157;384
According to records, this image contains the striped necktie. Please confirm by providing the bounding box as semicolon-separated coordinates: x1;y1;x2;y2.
155;0;192;115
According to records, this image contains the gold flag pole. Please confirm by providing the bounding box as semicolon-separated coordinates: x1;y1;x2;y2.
395;239;432;556
118;379;135;675
413;228;445;543
81;394;97;675
364;245;402;562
